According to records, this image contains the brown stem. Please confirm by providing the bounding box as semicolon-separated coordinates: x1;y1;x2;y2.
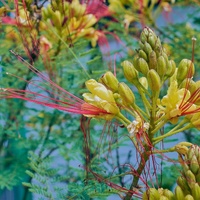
124;149;150;200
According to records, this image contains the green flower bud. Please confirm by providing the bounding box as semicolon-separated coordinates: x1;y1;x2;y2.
163;189;174;199
139;50;148;61
179;79;197;93
169;60;176;76
133;55;140;71
144;42;153;55
140;31;147;43
157;56;167;77
148;34;158;49
188;146;196;160
139;77;148;90
52;10;62;28
190;156;199;175
177;59;194;84
154;38;162;56
148;51;157;70
99;71;119;92
177;176;190;193
185;195;195;200
175;186;185;200
191;183;200;199
186;170;196;189
139;41;144;49
183;162;190;174
118;82;135;106
159;196;168;200
142;188;160;200
165;59;176;77
137;58;149;76
147;69;161;93
121;60;138;84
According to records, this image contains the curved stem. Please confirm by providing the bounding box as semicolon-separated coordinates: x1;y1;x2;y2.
124;145;150;200
151;119;168;135
117;113;132;125
153;119;190;145
132;104;149;120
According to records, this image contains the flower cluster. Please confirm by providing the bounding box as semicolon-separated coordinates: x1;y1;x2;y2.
108;0;173;30
1;0;109;57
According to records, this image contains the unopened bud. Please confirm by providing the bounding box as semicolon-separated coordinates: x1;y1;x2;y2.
159;196;168;200
99;71;119;92
142;188;160;200
148;34;157;49
147;69;161;93
121;60;138;84
190;156;199;174
143;42;153;55
163;189;174;199
179;79;196;93
185;195;195;200
186;170;196;189
175;186;185;200
137;58;149;76
165;59;176;77
177;59;194;83
139;77;148;90
139;50;148;61
118;82;135;106
140;31;147;43
53;10;62;27
157;56;167;77
169;60;176;76
148;51;157;70
139;41;144;49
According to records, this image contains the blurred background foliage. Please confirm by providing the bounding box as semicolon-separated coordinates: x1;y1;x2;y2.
1;0;200;199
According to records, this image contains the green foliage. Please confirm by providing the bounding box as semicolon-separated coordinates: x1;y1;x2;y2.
1;1;200;200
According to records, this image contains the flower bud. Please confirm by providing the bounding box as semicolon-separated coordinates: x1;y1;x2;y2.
186;170;196;189
139;49;148;61
142;188;160;200
190;156;199;174
99;71;119;92
159;196;168;200
121;60;138;84
85;79;115;102
140;31;147;43
139;41;144;49
177;59;194;83
185;195;195;200
191;183;200;199
177;176;190;192
175;185;185;200
168;60;176;77
118;82;135;106
165;59;175;77
139;77;148;90
179;79;196;93
163;189;174;199
148;34;157;49
52;10;62;28
147;69;161;93
137;58;149;76
157;55;167;77
143;42;153;55
148;51;157;70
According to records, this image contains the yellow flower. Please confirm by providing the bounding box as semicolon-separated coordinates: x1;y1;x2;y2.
157;78;196;123
82;79;120;119
186;113;200;130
